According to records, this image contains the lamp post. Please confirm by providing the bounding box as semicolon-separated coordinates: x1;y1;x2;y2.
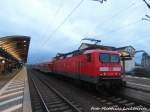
2;60;5;64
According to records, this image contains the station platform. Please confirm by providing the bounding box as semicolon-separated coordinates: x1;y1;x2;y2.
0;67;32;112
0;70;20;89
125;75;150;92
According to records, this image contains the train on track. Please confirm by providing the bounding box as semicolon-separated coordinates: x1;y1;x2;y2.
33;46;126;89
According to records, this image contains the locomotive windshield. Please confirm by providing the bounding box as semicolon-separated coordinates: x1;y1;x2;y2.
100;53;109;62
111;54;120;63
100;53;120;63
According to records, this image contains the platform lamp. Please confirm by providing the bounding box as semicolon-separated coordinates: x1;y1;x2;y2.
2;60;5;64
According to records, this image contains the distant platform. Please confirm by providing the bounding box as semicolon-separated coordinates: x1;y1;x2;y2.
125;75;150;92
0;67;32;112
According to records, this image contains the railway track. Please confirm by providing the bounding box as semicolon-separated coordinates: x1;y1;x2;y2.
31;69;150;112
28;71;49;112
92;91;149;112
28;70;83;112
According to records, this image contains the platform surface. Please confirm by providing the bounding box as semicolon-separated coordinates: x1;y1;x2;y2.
124;75;150;92
0;70;19;89
0;67;32;112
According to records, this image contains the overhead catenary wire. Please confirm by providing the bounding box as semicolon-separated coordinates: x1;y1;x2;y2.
41;0;84;47
94;19;141;39
96;1;137;27
38;0;64;41
86;1;142;37
41;1;139;62
53;0;63;18
142;0;150;21
41;0;139;49
143;0;150;9
33;0;84;63
35;1;147;63
88;0;148;44
41;0;139;47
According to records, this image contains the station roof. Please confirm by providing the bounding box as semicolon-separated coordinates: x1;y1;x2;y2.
0;35;30;63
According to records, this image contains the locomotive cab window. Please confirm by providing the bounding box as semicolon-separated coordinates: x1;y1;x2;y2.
100;53;120;63
86;53;91;62
111;54;120;63
100;53;109;63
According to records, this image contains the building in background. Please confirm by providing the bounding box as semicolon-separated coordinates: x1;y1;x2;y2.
141;53;150;67
116;46;135;72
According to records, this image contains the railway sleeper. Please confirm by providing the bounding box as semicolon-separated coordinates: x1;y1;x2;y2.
50;106;70;112
49;103;67;108
118;100;128;104
124;102;135;107
47;101;63;105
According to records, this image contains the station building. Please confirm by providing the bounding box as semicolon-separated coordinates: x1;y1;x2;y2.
116;46;135;72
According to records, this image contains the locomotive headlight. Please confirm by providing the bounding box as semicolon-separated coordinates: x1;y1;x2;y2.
99;67;109;71
113;67;121;71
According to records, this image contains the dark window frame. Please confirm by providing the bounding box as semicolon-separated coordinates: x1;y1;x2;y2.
100;53;120;63
100;53;110;63
86;53;91;62
110;54;120;63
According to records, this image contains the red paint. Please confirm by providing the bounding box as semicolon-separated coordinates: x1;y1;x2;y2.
35;49;122;79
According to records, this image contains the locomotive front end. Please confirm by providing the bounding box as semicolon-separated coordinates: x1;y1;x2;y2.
96;51;125;88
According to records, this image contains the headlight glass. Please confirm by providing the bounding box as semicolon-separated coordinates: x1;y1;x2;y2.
113;67;121;71
99;67;109;71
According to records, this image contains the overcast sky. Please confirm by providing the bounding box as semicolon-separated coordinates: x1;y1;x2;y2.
0;0;150;64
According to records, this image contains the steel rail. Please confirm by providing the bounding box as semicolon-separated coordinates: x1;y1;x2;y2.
33;70;82;112
30;74;50;112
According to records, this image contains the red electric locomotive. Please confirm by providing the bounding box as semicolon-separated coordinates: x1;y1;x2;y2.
46;48;124;88
34;47;126;88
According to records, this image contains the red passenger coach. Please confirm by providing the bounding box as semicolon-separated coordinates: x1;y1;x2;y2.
34;62;53;73
51;49;124;88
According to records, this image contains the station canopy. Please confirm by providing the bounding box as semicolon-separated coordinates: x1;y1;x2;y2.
0;35;30;63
